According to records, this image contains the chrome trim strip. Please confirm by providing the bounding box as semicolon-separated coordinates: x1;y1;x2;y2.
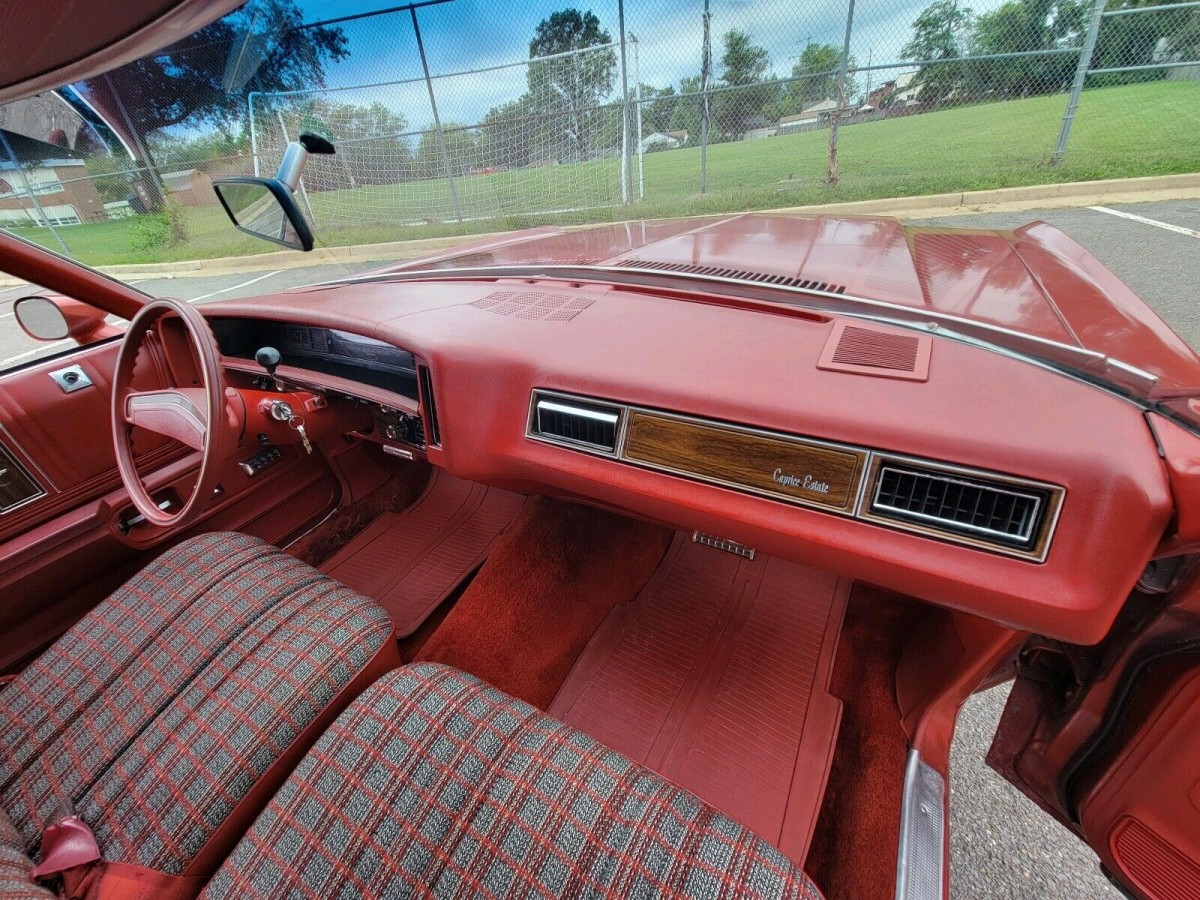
536;398;619;425
0;439;47;515
327;264;1163;395
896;750;946;900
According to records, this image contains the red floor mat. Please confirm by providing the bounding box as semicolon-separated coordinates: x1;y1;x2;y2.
550;532;847;865
321;468;526;636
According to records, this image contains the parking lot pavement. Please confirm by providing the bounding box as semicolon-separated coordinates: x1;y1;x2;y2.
1;199;1195;896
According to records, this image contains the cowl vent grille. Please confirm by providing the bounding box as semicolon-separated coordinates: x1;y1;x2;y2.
614;259;846;294
818;321;931;381
869;463;1050;551
472;290;594;322
529;392;622;455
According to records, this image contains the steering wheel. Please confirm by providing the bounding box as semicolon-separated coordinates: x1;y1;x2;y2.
112;298;231;532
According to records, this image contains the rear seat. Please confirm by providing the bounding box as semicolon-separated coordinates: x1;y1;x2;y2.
201;664;825;900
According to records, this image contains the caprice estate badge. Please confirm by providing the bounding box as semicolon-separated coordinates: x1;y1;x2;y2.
773;468;830;494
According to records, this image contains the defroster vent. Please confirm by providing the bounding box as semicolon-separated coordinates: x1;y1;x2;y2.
529;392;623;455
865;459;1060;558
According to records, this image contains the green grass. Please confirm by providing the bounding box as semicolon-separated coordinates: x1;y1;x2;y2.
12;80;1199;267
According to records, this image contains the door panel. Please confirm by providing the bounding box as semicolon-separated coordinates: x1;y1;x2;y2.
1078;669;1200;900
0;335;343;673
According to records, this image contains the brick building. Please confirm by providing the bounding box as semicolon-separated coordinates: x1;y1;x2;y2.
0;129;107;227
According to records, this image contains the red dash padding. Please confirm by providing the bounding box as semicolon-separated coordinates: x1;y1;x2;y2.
551;533;848;866
322;467;526;636
415;496;673;709
201;664;826;900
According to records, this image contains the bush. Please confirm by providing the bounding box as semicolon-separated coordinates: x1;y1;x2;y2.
127;199;187;250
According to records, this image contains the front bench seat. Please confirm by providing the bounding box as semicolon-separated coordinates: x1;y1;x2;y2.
202;664;825;900
0;532;397;899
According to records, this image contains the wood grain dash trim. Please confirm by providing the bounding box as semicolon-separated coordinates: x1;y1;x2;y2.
622;410;867;513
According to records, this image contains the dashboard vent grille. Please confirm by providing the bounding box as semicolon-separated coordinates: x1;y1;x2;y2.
530;393;622;454
418;365;440;446
614;259;846;294
472;290;594;322
818;322;931;381
870;463;1048;550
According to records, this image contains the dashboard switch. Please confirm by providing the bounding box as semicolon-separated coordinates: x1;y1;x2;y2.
240;445;283;477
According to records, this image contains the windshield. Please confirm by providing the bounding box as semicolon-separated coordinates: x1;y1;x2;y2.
0;0;1197;375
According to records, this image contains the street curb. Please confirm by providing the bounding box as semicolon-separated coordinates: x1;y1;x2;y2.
764;172;1200;219
3;173;1197;286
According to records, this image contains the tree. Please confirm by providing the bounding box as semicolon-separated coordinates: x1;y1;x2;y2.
973;0;1084;96
82;0;347;208
526;9;618;160
1092;0;1197;85
667;75;704;144
631;85;678;136
784;43;858;114
298;100;411;185
414;124;480;178
715;30;774;138
481;97;536;169
901;0;977;102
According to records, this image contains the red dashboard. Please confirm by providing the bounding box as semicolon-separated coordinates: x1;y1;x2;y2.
211;274;1177;646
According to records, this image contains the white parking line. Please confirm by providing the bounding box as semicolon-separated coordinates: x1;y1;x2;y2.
186;270;282;303
1090;206;1200;239
0;338;73;367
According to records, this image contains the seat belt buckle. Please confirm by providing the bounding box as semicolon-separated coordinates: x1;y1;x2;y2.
30;811;101;882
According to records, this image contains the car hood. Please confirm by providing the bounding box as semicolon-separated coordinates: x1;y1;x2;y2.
373;213;1200;395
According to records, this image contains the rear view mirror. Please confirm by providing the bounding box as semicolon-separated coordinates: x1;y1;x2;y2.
212;178;314;251
14;295;119;344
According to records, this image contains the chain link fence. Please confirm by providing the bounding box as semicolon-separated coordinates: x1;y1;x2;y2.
0;0;1196;265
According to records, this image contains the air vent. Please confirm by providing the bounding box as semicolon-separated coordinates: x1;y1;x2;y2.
417;365;440;447
818;321;931;381
472;290;594;322
529;392;623;455
866;460;1056;556
614;259;845;294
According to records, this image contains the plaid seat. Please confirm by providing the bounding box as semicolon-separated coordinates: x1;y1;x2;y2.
0;532;395;893
0;808;53;900
203;664;825;900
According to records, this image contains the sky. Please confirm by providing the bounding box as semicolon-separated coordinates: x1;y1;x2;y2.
274;0;971;127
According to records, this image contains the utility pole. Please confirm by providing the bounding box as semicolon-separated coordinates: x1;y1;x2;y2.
700;0;712;194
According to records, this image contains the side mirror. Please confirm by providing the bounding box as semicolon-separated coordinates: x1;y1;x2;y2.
14;296;119;344
212;178;314;251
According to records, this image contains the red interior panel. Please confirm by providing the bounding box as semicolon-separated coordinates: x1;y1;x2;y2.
550;532;847;864
212;273;1171;643
321;468;525;636
1079;669;1200;900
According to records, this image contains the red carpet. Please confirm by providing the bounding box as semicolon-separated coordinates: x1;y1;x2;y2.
415;497;672;710
550;532;847;866
806;584;922;899
321;468;526;636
